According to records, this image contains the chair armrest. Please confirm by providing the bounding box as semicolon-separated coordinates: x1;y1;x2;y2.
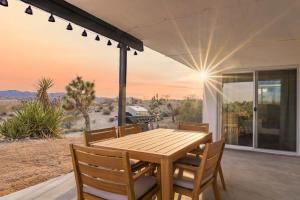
174;163;198;172
132;164;156;181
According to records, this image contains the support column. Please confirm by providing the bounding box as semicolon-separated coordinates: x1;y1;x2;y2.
118;43;127;126
203;81;219;141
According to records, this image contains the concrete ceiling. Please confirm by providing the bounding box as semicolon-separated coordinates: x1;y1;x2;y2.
65;0;300;72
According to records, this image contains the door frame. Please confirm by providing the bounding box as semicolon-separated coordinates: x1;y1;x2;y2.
218;65;299;156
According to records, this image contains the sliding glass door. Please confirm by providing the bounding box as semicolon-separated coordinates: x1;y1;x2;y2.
222;69;297;152
256;69;297;152
222;73;254;147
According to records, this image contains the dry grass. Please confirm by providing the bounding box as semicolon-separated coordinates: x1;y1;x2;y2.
0;136;83;196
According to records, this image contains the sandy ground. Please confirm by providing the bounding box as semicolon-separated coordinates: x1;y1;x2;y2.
0;104;175;197
0;136;83;197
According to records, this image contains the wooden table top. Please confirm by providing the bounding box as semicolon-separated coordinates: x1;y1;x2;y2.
92;128;211;161
92;128;211;200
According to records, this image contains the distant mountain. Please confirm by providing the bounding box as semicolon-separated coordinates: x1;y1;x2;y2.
0;90;65;100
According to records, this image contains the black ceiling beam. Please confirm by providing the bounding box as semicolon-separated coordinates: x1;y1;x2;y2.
20;0;144;51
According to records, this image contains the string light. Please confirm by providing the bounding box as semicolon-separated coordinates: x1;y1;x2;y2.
48;13;55;22
0;0;8;7
12;5;134;51
25;5;33;15
66;23;73;30
82;30;87;37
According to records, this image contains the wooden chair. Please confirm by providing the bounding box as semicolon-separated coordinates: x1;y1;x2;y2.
83;127;117;147
177;122;211;157
177;122;209;133
118;124;148;172
173;139;225;200
218;132;227;190
70;144;161;200
118;124;142;137
176;132;228;191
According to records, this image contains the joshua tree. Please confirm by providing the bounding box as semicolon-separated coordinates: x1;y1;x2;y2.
167;102;176;123
62;76;95;131
149;93;163;112
37;78;54;108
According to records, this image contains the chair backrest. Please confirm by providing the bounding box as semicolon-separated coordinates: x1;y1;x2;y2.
118;124;142;137
70;144;135;200
221;132;228;141
193;139;225;195
177;122;209;132
84;127;117;146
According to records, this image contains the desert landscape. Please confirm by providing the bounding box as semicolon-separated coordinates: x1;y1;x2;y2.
0;88;202;196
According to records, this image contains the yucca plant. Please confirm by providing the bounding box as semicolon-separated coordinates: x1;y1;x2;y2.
37;78;54;108
167;102;176;122
0;101;63;139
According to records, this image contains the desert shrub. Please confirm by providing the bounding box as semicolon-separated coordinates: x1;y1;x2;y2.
95;105;103;112
0;101;63;139
11;104;23;111
102;108;111;115
108;117;115;122
177;98;203;123
158;114;164;120
64;127;85;134
62;114;80;129
108;104;114;111
0;112;7;116
161;111;170;117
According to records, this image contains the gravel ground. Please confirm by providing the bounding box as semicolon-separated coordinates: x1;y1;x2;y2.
0;136;83;197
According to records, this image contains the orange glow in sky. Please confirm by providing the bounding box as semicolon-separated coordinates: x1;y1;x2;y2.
0;1;203;99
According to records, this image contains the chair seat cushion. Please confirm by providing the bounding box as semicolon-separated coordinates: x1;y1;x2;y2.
130;159;147;171
176;155;201;166
173;177;194;189
83;176;157;200
174;175;213;190
189;144;205;155
130;159;141;165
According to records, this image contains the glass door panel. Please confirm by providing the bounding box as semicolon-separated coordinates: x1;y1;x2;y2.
257;69;297;151
222;73;254;147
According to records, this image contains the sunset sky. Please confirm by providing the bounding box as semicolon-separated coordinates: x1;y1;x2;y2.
0;0;204;99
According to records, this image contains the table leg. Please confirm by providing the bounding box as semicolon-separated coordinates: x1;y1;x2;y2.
161;158;173;200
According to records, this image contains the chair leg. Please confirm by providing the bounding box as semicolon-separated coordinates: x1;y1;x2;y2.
178;168;183;178
157;190;162;200
176;168;184;200
212;179;221;200
156;165;162;200
218;165;226;190
176;193;182;200
191;194;199;200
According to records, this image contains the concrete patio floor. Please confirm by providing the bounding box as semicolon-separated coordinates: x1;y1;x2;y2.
1;149;300;200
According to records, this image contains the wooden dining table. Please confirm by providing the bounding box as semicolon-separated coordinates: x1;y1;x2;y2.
92;128;212;200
